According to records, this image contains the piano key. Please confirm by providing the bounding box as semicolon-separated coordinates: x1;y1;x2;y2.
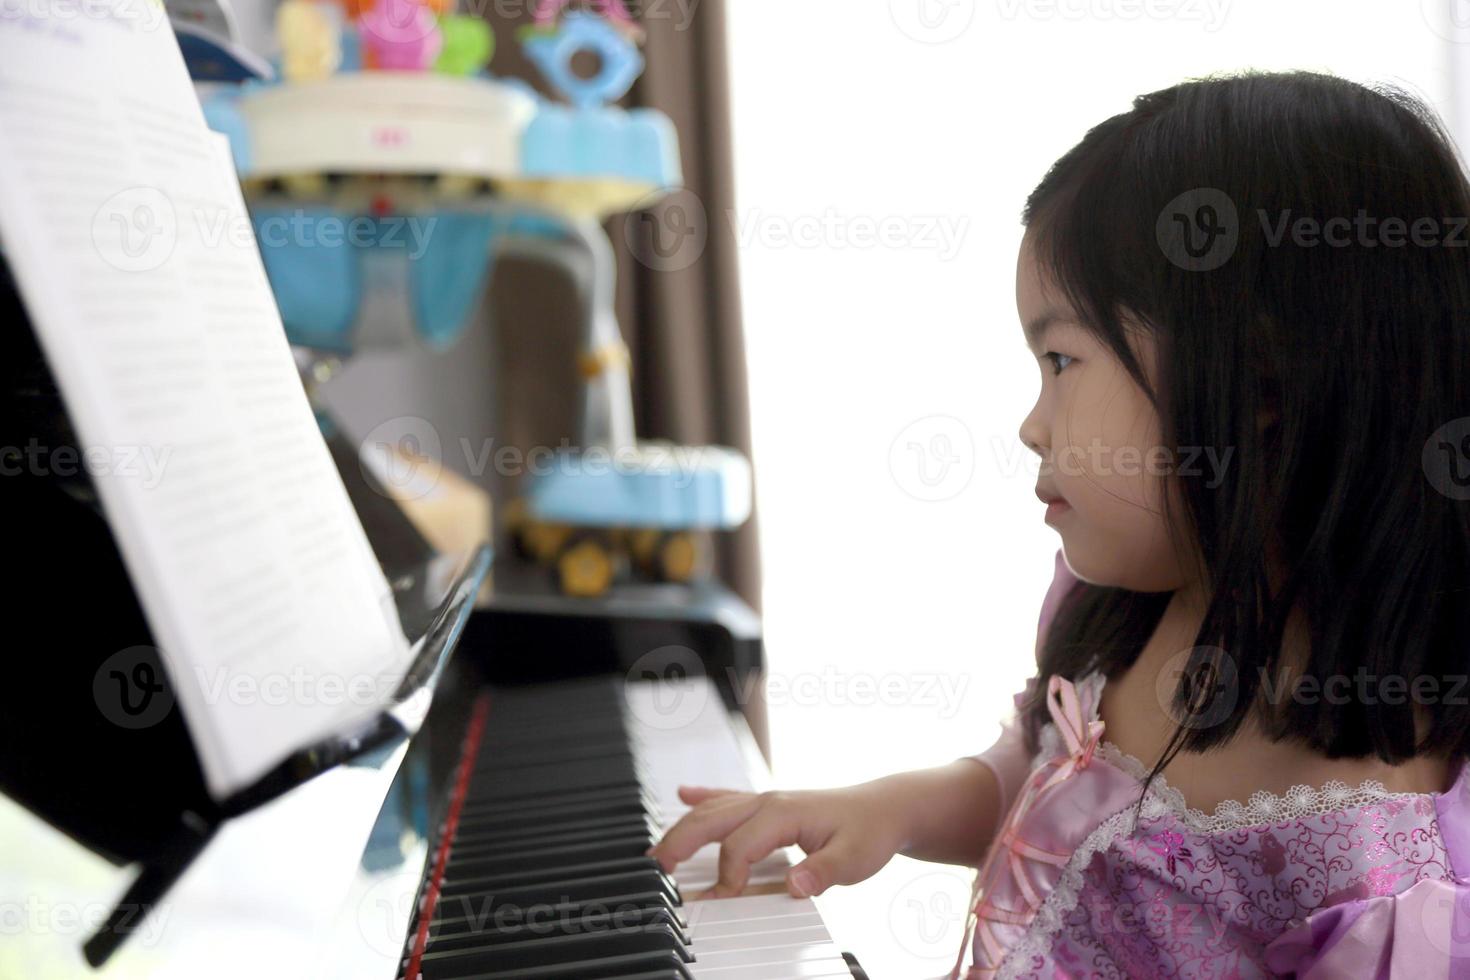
451;796;652;832
426;950;697;980
424;905;689;954
460;786;657;815
621;680;797;895
682;895;852;979
395;677;861;980
448;817;659;854
432;868;682;917
431;891;683;940
441;856;674;895
416;921;692;978
443;834;657;876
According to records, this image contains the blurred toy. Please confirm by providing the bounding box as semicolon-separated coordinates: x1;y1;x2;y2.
359;0;442;71
506;441;752;596
500;4;677;217
495;2;751;598
203;7;528;353
530;0;642;39
435;15;493;75
277;0;343;81
522;11;641;108
189;0;747;598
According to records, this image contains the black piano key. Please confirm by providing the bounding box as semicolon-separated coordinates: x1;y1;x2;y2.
432;869;681;922
424;906;689;955
475;727;633;755
473;744;636;771
466;757;643;793
462;776;649;810
442;858;674;898
445;835;656;878
431;891;681;940
397;677;722;980
473;740;629;764
459;785;654;817
425;950;696;980
450;797;651;834
448;817;658;855
417;921;692;978
450;814;658;849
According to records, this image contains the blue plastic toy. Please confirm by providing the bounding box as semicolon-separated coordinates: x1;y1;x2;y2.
184;0;750;596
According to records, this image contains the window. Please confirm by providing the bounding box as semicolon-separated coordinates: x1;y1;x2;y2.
726;2;1451;974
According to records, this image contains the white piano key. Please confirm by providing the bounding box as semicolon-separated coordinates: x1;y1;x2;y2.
694;925;838;953
626;678;797;892
672;844;794;893
624;682;857;979
684;893;827;925
691;952;855;978
684;893;845;973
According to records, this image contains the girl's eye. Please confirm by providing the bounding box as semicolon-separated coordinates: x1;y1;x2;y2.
1044;352;1074;375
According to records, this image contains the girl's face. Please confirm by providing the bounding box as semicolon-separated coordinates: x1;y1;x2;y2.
1015;232;1188;593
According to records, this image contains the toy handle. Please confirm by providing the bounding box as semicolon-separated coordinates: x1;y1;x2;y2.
532;0;637;30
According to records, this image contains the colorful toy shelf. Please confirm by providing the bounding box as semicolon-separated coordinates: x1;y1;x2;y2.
183;0;748;599
527;445;753;531
236;72;536;182
198;0;681;353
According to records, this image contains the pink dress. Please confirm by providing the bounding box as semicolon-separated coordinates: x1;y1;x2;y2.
957;550;1470;979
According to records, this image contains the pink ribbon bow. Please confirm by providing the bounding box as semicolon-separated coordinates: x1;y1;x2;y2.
1035;674;1105;793
951;674;1105;979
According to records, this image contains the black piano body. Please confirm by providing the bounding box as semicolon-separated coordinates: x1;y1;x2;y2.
0;268;863;979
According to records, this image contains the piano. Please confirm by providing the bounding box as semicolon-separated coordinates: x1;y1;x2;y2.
379;672;866;980
0;635;868;979
0;269;867;979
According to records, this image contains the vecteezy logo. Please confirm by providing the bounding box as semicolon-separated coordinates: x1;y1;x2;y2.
1411;867;1470;957
1424;417;1470;501
889;0;976;43
1154;646;1238;732
93;646;175;729
888;868;974;960
357;871;435;956
1155;188;1238;272
888;415;975;502
1420;0;1470;44
359;416;444;501
91;187;178;273
624;187;708;273
623;646;709;732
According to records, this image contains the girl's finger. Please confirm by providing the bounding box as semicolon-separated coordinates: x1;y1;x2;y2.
703;805;805;899
677;785;740;805
786;834;864;898
646;792;761;871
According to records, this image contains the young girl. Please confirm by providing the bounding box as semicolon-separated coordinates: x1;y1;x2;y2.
649;71;1470;978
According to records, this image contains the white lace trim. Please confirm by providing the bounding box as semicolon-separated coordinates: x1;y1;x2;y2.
990;670;1434;977
1093;739;1420;834
1034;670;1424;834
994;794;1170;980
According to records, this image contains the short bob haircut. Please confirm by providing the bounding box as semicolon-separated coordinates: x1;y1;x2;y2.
1019;71;1470;787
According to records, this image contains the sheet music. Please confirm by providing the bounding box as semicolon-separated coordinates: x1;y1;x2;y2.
0;0;411;798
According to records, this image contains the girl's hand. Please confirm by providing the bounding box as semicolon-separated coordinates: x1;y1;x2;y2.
646;782;912;900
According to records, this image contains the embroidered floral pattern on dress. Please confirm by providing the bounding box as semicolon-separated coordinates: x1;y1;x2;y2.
1003;795;1454;978
958;670;1461;980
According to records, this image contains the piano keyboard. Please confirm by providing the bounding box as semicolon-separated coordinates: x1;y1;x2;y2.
399;676;863;980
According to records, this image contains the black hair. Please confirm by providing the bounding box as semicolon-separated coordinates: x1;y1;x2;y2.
1018;71;1470;790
